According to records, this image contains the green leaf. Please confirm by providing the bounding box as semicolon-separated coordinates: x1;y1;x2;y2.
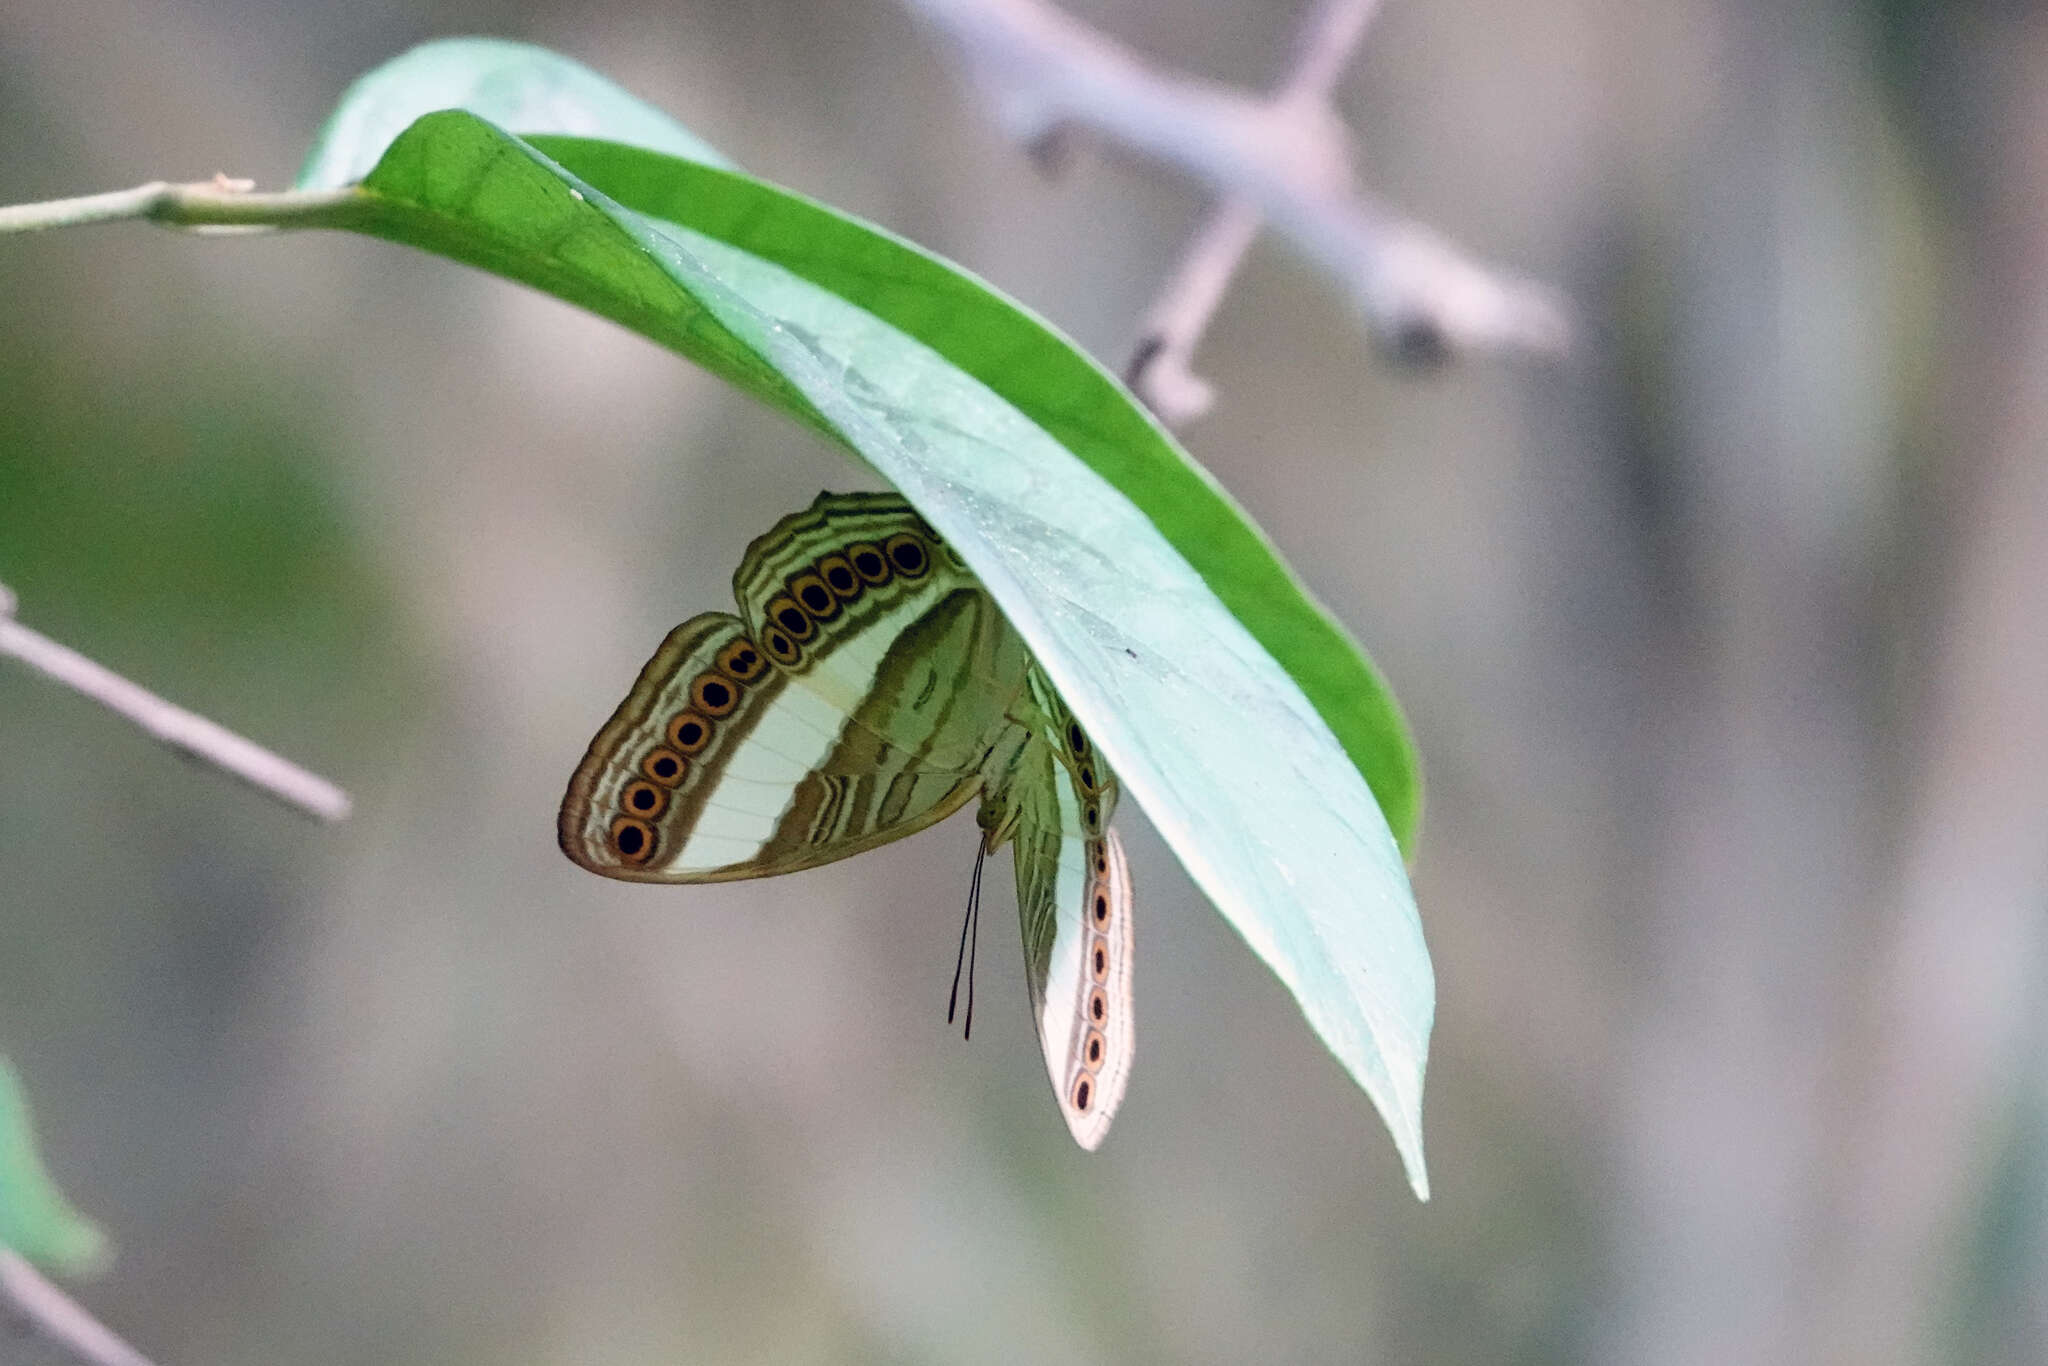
293;51;1434;1192
0;1058;108;1275
533;137;1424;854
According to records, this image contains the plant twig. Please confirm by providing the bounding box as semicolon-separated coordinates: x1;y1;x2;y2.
0;1250;159;1366
0;585;352;822
903;0;1569;424
1127;0;1385;423
0;176;362;237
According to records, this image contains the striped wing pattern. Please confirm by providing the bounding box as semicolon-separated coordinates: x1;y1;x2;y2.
560;491;1134;1148
559;492;1027;881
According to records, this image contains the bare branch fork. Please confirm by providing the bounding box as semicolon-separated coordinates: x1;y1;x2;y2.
0;583;351;822
0;1250;159;1366
902;0;1571;425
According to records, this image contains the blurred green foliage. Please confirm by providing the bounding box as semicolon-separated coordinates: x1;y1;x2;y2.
0;1056;108;1275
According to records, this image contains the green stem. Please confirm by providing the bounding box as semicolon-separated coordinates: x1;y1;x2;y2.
0;180;369;235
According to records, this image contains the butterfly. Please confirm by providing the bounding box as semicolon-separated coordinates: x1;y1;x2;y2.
558;491;1134;1148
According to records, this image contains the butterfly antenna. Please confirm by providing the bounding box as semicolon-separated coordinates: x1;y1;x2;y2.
964;843;983;1040
948;839;987;1035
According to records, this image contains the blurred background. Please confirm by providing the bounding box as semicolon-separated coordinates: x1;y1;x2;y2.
3;0;2045;1361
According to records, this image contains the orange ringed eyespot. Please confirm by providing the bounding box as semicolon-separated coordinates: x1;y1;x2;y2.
818;555;861;601
716;639;764;682
620;780;668;819
641;748;688;786
884;532;930;578
789;572;839;621
766;596;814;641
609;816;657;865
668;711;713;754
691;673;739;716
847;542;891;585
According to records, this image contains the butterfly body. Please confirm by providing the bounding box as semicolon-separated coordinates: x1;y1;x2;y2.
561;491;1134;1148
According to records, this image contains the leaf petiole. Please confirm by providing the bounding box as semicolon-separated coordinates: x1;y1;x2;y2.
0;179;364;236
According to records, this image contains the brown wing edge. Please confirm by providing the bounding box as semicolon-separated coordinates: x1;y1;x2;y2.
556;612;743;878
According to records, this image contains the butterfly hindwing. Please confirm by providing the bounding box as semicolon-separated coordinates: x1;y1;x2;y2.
561;492;1031;882
558;611;786;880
983;670;1134;1150
734;492;1030;773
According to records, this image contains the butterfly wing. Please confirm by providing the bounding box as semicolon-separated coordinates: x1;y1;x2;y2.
733;491;1032;775
559;493;1032;882
983;671;1134;1150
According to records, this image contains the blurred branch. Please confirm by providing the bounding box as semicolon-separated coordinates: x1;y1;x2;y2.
1125;199;1263;424
1127;0;1382;424
0;584;352;822
0;1250;158;1366
902;0;1570;425
1819;35;2048;1357
0;176;358;236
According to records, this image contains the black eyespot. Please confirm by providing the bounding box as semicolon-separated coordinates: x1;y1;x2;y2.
1089;989;1107;1022
610;817;656;864
1086;1031;1104;1064
1092;944;1108;980
623;781;666;817
669;712;712;753
789;572;840;623
885;533;929;577
1083;803;1101;833
716;640;763;681
692;675;737;716
1067;722;1087;756
763;626;801;665
1073;1076;1092;1111
822;559;858;596
848;543;890;585
1093;893;1109;925
642;749;686;785
766;594;814;640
